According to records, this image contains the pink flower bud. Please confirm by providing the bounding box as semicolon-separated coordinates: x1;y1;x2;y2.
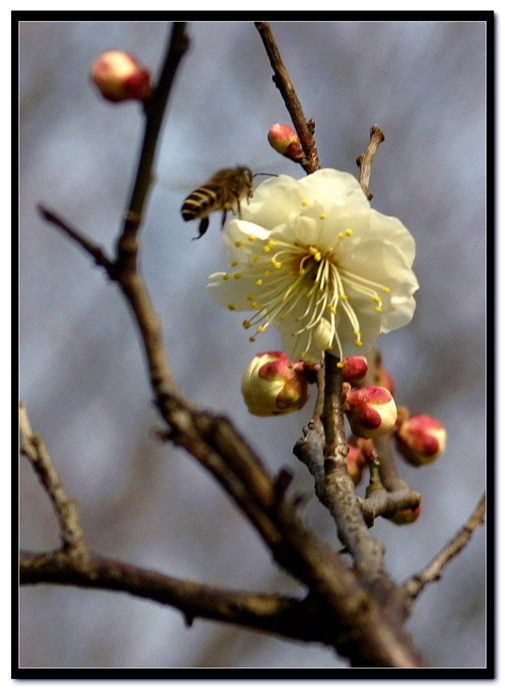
395;413;447;466
342;355;368;386
385;504;422;526
91;51;151;103
268;123;304;162
344;386;397;439
346;436;374;485
241;351;310;417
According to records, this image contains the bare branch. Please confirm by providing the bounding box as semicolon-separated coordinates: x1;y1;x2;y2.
402;494;486;608
19;549;334;646
19;401;86;552
117;22;189;265
356;124;385;200
37;204;115;276
19;401;422;666
255;22;320;174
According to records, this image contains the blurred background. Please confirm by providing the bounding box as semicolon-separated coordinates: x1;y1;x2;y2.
19;20;487;669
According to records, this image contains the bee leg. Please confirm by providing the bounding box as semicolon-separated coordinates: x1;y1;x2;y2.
220;209;228;229
193;217;210;240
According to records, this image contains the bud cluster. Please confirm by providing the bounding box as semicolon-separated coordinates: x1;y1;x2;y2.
339;357;446;470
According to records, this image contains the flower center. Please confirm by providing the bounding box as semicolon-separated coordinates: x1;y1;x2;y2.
224;221;391;360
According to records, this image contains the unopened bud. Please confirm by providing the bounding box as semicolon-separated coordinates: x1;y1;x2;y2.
375;364;395;395
385;504;422;526
91;51;151;103
344;386;397;439
241;351;310;417
342;355;368;386
346;436;374;485
268;123;304;162
395;412;447;466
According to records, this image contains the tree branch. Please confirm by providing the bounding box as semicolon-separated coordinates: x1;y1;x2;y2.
19;549;335;646
20;401;422;667
19;401;86;553
117;22;189;268
255;22;320;174
356;124;385;200
31;22;427;668
37;205;115;276
402;494;486;609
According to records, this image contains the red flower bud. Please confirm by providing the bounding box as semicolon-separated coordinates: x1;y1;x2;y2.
91;51;151;103
395;413;447;466
344;386;397;439
385;504;422;526
241;351;310;416
268;124;304;162
346;436;374;485
342;355;368;387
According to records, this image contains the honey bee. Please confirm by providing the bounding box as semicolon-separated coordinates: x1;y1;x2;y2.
181;166;254;238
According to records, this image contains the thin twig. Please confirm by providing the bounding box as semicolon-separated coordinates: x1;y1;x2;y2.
117;22;189;267
402;494;486;608
356;124;385;200
19;402;86;552
255;22;320;174
37;205;115;275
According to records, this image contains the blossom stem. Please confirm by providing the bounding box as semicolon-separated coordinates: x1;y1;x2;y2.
255;22;320;174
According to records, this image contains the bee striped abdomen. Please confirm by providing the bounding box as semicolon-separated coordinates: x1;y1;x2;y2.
181;186;221;222
181;166;254;239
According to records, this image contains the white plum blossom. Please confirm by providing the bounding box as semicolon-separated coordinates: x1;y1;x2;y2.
208;169;418;363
